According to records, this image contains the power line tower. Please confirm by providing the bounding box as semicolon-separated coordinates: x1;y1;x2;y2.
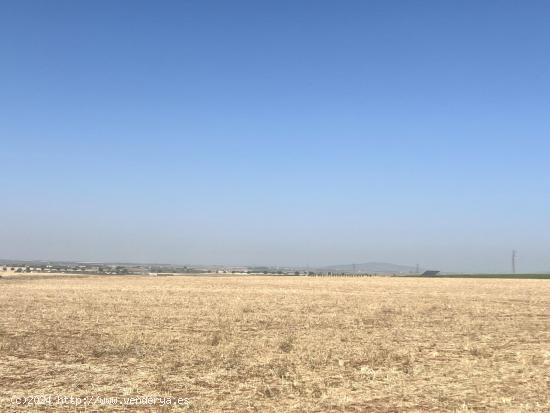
512;250;517;274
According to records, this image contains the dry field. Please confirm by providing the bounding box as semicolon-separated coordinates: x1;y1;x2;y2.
0;275;548;412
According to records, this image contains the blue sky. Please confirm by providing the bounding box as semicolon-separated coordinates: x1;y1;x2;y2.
1;1;549;272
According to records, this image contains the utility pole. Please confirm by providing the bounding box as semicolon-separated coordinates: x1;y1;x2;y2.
415;263;420;274
512;250;517;274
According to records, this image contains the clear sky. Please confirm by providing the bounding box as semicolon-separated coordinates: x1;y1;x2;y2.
1;1;549;272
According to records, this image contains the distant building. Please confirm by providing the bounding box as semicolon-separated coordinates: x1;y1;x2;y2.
421;270;440;276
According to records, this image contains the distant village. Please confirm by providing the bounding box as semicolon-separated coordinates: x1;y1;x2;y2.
0;263;309;276
0;262;385;277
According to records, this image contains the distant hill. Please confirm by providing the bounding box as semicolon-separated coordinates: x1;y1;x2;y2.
318;262;417;274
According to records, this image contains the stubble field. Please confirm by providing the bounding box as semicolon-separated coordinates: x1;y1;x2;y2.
0;275;548;412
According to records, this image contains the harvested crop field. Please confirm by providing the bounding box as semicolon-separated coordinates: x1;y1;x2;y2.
0;275;549;412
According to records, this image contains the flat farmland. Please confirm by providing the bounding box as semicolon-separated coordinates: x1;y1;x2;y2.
0;276;548;412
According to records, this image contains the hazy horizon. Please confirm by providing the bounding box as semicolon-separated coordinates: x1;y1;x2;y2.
1;251;546;275
2;1;549;273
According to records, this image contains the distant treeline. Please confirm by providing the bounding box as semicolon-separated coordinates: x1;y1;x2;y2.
409;274;550;279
